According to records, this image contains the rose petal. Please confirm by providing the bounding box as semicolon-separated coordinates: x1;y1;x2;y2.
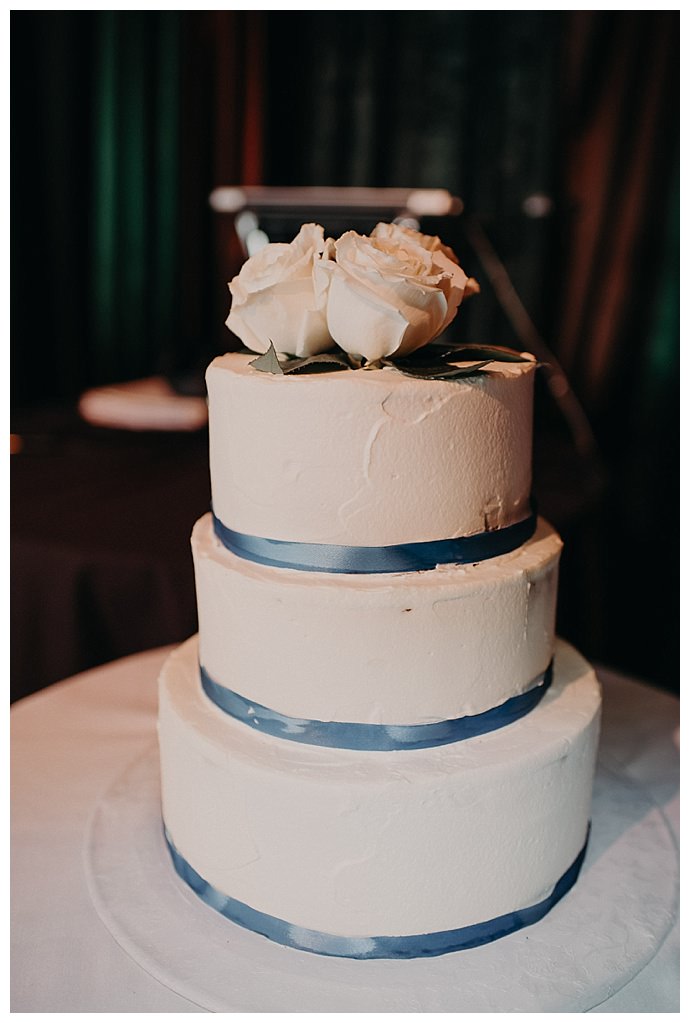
331;257;449;342
329;232;454;359
225;297;266;353
337;231;434;280
326;269;409;361
371;221;460;264
428;249;472;337
292;307;335;357
226;224;331;356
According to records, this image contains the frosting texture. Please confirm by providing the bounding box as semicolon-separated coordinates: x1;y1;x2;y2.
158;636;601;940
207;353;536;546
164;824;588;958
193;513;561;724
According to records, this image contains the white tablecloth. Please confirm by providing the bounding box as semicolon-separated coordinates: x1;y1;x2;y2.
11;647;679;1012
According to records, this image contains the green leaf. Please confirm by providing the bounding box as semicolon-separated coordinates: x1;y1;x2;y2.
435;343;534;363
282;352;352;375
246;340;537;380
401;343;534;366
393;360;493;381
248;345;354;375
249;342;284;375
390;342;537;380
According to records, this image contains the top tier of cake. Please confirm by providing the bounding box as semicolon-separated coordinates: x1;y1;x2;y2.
207;353;537;548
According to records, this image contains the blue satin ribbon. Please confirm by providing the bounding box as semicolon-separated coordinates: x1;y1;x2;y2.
200;661;552;751
164;824;589;959
212;509;537;574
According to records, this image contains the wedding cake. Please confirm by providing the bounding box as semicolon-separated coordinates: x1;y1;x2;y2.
157;223;601;959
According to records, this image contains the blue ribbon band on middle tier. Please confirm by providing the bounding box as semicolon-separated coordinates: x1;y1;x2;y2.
212;509;537;575
199;661;553;751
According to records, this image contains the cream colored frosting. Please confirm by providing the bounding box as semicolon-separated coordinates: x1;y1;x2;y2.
193;513;562;724
159;342;602;954
158;636;601;938
207;353;536;546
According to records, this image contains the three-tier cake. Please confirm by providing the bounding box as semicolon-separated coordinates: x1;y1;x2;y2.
157;222;601;959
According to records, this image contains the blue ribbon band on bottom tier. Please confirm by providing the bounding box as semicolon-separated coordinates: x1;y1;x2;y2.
199;661;553;751
212;509;538;574
164;825;589;959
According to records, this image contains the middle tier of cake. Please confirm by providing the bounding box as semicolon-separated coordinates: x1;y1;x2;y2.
193;512;562;729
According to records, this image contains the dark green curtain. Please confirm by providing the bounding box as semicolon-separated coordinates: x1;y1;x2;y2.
12;11;264;405
12;11;184;403
265;11;563;347
12;9;676;410
89;11;179;383
264;12;677;406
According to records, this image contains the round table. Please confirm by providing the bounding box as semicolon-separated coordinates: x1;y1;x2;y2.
11;647;679;1012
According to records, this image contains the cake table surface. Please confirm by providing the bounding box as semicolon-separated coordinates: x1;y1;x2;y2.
11;646;679;1012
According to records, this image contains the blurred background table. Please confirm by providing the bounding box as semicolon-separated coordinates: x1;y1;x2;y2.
10;407;210;703
10;647;679;1012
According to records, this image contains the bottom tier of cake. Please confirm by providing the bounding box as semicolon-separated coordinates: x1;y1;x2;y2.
158;637;601;959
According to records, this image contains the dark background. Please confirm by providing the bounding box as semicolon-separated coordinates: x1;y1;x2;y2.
11;11;678;700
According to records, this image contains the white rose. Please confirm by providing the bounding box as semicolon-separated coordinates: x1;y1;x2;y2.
317;223;478;363
226;223;334;357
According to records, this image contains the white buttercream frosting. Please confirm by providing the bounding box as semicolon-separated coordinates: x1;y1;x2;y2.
158;636;601;938
207;353;536;546
193;513;562;724
158;325;602;955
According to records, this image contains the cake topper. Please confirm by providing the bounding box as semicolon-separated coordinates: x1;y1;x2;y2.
226;221;534;378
